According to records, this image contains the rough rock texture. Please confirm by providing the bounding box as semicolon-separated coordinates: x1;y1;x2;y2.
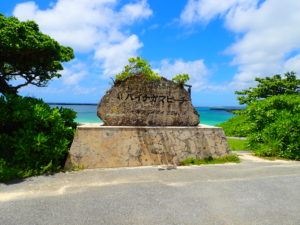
97;76;199;126
64;123;230;169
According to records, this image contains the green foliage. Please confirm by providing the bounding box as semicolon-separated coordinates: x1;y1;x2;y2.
0;14;74;96
227;139;249;151
235;72;300;105
115;56;161;81
242;95;300;160
0;95;77;182
179;154;240;165
172;74;190;85
217;114;251;137
219;71;300;160
220;94;300;160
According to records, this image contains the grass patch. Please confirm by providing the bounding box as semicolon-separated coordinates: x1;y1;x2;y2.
227;139;249;151
62;164;85;173
179;154;240;166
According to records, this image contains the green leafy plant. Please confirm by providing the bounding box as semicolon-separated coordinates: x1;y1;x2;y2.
244;95;300;160
218;71;300;160
220;95;300;159
0;13;74;96
235;72;300;105
172;73;190;85
0;95;77;182
217;113;251;137
115;56;161;82
0;14;77;182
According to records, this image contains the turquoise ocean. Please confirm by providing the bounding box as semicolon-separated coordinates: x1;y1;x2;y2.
50;104;240;126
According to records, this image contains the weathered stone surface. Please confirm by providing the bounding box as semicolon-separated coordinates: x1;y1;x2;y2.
64;123;230;169
97;76;199;126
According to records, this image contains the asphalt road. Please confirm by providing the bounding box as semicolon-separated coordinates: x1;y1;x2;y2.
1;152;300;225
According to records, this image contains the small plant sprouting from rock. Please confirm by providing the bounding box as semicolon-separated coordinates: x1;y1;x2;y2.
172;74;190;85
115;56;161;82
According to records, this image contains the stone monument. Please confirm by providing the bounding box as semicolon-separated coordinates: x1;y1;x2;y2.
65;58;230;169
98;75;199;126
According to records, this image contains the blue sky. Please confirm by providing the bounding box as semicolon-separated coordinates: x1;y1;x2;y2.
1;0;300;106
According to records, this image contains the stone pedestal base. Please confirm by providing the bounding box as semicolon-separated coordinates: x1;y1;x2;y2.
64;123;230;169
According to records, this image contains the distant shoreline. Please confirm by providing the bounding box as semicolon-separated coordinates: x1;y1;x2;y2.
47;103;243;113
47;103;242;109
210;108;242;113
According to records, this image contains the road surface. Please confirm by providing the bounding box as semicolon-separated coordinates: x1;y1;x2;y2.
1;152;300;225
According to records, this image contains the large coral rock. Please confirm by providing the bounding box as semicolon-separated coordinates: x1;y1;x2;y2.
97;76;199;126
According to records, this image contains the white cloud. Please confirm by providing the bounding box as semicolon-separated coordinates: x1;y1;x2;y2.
13;0;152;77
119;0;152;24
94;35;143;78
180;0;300;88
20;84;97;96
180;0;256;24
157;59;209;90
284;54;300;73
60;61;88;85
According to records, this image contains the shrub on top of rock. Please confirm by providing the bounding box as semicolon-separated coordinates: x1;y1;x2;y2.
114;57;191;85
172;74;190;85
115;57;161;82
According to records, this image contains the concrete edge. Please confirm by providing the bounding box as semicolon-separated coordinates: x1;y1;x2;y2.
77;123;220;129
226;136;247;140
